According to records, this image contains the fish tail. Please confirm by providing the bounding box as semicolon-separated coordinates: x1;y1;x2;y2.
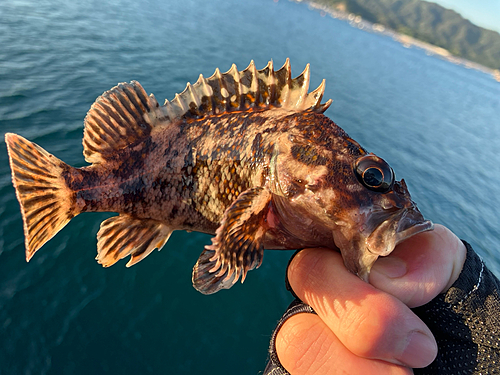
5;133;77;261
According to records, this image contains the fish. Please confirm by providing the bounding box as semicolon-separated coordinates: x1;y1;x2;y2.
5;59;433;294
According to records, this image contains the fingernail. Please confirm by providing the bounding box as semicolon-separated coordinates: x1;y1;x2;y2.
398;331;437;368
372;257;407;278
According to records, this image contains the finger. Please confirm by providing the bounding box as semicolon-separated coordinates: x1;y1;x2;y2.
370;224;467;308
287;248;437;368
276;313;413;375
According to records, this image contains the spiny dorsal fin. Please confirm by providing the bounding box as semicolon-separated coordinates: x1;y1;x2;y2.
82;60;331;164
161;59;332;123
82;81;164;164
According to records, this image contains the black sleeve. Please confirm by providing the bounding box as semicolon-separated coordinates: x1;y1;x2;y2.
412;242;500;374
264;242;500;375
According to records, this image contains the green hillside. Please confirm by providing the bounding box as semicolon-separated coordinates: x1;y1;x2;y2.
310;0;500;70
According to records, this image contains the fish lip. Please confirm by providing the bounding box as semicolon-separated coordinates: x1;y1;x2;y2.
366;207;433;256
394;215;434;246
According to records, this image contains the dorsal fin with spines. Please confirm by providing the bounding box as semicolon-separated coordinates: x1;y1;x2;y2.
160;58;332;122
81;60;332;164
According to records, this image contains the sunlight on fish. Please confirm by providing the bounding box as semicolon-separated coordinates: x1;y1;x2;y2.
5;59;432;294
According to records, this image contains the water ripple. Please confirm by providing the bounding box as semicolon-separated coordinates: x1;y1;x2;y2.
0;0;499;374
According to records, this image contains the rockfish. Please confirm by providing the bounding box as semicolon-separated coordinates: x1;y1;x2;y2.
5;60;433;294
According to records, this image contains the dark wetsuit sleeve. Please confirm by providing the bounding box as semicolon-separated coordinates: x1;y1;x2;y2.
263;242;500;375
412;242;500;374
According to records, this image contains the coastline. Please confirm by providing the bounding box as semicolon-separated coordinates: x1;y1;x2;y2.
298;0;500;83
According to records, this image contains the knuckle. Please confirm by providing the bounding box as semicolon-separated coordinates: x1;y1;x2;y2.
338;295;401;357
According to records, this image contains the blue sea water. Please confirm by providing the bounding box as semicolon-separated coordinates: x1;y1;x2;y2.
1;0;499;373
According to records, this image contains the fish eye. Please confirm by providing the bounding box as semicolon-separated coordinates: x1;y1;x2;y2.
354;154;394;193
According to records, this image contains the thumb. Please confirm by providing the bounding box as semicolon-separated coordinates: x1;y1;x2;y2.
369;224;467;308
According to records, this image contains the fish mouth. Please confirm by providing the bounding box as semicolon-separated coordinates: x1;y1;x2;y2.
394;212;434;246
366;207;434;257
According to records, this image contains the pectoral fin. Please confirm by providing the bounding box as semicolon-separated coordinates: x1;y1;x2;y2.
192;187;272;294
96;215;172;267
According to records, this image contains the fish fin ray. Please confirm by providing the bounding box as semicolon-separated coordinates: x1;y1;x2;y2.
96;215;172;267
239;60;260;108
5;133;77;261
192;187;271;294
82;81;163;164
159;60;331;124
274;58;291;106
256;60;275;106
288;63;310;109
191;249;238;295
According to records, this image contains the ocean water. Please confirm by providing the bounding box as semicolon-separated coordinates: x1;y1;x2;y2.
1;0;499;374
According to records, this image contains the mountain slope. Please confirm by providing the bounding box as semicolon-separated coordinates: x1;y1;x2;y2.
310;0;500;70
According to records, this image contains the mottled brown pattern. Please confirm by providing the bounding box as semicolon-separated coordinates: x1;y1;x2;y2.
5;60;432;295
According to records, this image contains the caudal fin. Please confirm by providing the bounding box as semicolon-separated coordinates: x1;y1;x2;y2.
5;133;76;261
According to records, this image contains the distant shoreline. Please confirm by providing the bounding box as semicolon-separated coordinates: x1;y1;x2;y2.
299;0;500;83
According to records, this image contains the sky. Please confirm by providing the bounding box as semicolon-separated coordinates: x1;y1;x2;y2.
430;0;500;33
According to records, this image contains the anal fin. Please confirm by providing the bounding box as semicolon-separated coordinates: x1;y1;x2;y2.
192;187;272;294
96;214;172;267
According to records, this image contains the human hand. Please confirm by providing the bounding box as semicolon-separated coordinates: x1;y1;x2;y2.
275;224;467;374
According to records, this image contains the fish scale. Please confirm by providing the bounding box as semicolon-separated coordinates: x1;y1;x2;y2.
5;59;432;295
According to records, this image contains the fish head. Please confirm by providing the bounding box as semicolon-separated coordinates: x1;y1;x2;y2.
271;128;433;281
330;153;433;281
